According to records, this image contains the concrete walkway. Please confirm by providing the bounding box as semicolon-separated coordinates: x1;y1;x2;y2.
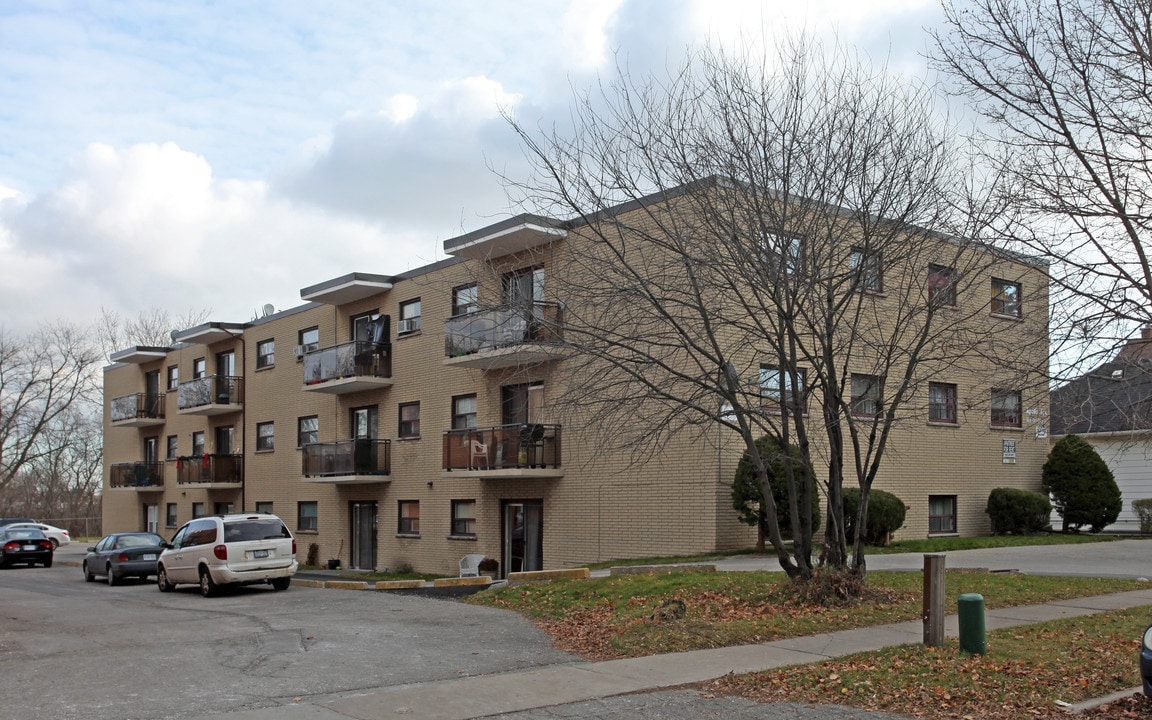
183;586;1152;720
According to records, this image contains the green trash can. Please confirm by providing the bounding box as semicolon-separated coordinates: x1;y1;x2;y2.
958;593;986;655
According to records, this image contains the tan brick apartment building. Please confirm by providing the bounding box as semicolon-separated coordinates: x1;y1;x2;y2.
103;191;1052;576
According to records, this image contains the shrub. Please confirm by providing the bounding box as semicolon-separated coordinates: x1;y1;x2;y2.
732;435;820;546
306;542;320;567
1042;434;1122;533
1133;498;1152;534
843;488;906;546
986;487;1052;534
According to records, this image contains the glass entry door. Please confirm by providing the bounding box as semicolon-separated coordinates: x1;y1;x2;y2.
503;500;543;575
350;501;377;570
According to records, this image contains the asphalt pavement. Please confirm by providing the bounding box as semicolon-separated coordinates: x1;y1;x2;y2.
50;539;1152;720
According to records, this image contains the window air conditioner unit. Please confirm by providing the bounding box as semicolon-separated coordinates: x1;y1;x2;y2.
397;318;420;334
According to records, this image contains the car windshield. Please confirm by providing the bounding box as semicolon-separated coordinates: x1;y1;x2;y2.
118;534;163;548
223;519;290;542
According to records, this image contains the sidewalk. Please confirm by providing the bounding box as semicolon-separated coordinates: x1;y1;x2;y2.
190;587;1152;720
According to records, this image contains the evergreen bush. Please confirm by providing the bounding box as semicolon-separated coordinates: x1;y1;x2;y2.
986;487;1052;534
731;435;820;546
1042;434;1121;533
843;487;906;545
1132;498;1152;534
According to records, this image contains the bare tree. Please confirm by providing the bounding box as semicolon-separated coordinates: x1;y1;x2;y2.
501;39;1046;580
6;410;103;534
98;307;211;361
931;0;1152;375
0;324;102;497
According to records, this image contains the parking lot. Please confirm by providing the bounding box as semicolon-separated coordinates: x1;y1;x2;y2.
0;550;575;720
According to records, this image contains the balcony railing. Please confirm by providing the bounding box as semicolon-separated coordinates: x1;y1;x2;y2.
110;393;165;424
442;423;561;471
177;375;244;412
175;454;243;485
444;302;563;358
109;461;164;489
302;439;391;478
303;340;392;386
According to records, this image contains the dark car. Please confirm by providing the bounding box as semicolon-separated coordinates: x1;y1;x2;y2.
0;517;36;527
84;532;165;585
1142;624;1152;696
0;527;54;568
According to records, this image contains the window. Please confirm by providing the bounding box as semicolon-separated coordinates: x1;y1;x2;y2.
452;284;478;316
166;435;178;460
991;278;1021;317
351;311;379;343
451;500;477;536
452;394;477;429
216;351;235;376
255;501;273;514
851;374;883;418
191;431;205;457
213;502;234;515
256;339;275;368
192;358;206;379
398;500;420;535
929;495;957;534
298;326;319;355
297;416;318;447
760;365;806;412
398;402;420;438
928;264;957;308
849;246;883;292
760;232;803;277
503;267;545;306
398;299;422;334
928;382;957;424
191;502;206;519
166;365;179;390
991;389;1022;428
256;422;275;451
165;503;177;528
297;501;318;532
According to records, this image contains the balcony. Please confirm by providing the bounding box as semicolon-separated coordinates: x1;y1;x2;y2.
110;393;165;428
302;340;393;394
443;303;566;370
177;376;244;415
109;462;164;491
175;454;243;489
302;439;391;484
441;424;563;479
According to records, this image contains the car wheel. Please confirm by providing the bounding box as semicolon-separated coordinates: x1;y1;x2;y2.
83;562;95;582
50;539;59;550
43;558;52;568
106;565;118;586
199;568;218;598
270;577;291;591
157;566;174;592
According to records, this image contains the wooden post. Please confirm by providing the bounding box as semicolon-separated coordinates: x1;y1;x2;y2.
922;553;945;647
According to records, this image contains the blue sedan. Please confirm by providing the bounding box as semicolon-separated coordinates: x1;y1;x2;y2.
83;532;165;586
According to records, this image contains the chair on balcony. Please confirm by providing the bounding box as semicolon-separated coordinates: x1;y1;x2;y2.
469;438;489;470
519;424;546;467
459;553;486;577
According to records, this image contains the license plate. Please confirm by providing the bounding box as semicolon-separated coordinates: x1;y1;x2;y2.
22;545;37;551
142;553;157;561
252;549;269;559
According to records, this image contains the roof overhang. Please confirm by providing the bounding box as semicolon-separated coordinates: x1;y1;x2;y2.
444;216;567;261
171;322;245;345
108;346;169;364
300;273;393;305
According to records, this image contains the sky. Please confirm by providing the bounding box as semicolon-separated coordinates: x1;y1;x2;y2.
0;0;945;336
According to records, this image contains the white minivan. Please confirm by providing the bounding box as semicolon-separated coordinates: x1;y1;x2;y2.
157;513;297;597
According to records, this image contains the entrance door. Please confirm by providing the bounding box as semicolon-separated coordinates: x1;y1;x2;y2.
503;501;543;575
144;504;159;533
350;501;377;570
144;370;161;416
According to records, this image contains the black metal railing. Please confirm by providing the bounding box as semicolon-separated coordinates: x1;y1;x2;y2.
109;461;164;488
174;454;243;485
177;375;244;410
110;393;165;422
442;423;561;471
444;302;563;358
302;340;392;385
301;439;391;477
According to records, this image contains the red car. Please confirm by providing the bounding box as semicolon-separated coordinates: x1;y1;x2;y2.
0;527;54;568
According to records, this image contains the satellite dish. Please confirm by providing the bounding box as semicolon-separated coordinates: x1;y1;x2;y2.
262;304;275;317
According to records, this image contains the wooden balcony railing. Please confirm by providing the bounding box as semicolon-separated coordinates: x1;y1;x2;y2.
109;461;164;488
442;423;561;471
175;454;243;485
